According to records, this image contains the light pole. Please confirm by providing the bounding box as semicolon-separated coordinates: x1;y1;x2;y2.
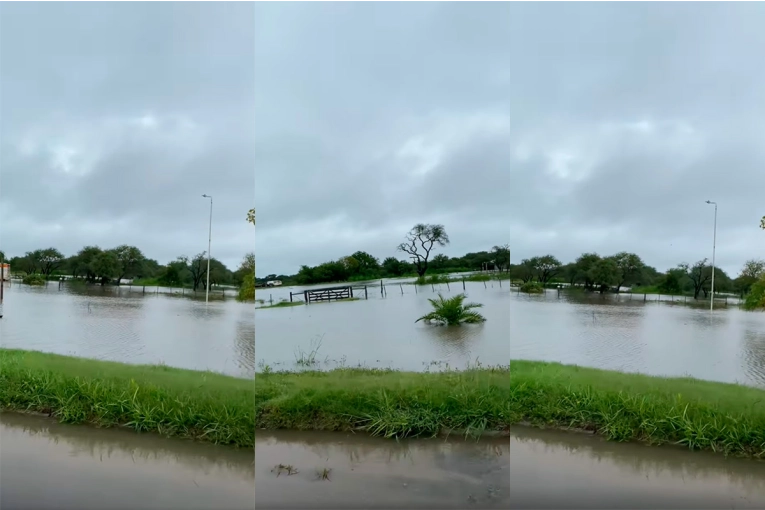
202;194;213;304
705;200;717;311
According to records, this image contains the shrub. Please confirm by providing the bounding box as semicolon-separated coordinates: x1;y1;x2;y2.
416;293;486;325
519;281;544;294
22;274;46;286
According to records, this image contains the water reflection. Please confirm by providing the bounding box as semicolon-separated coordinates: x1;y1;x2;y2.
510;427;765;509
511;289;765;388
0;412;254;510
255;282;509;372
0;282;254;378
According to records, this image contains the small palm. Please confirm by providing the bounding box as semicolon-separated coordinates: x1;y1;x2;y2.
416;293;486;325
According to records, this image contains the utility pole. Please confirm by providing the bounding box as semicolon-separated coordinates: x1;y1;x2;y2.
706;200;717;311
202;194;213;304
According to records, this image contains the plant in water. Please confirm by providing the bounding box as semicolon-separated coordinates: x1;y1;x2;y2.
519;281;544;294
22;274;46;286
415;293;486;325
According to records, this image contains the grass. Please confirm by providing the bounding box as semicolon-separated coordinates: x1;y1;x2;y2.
511;360;765;458
0;348;510;443
519;281;544;294
0;348;254;447
258;300;305;309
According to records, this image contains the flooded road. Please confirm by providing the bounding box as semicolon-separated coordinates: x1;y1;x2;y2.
510;426;765;509
0;412;509;509
254;430;509;509
0;282;254;378
0;412;254;510
256;280;509;372
511;290;765;388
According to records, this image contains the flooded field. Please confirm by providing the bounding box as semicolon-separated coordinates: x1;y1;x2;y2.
510;426;765;509
255;279;509;372
511;289;765;388
0;412;508;510
0;282;254;378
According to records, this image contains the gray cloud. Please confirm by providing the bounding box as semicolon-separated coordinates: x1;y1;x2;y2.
3;3;762;277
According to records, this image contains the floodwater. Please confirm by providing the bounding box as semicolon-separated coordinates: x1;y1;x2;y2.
0;412;509;509
255;279;509;372
254;430;509;509
510;426;765;509
511;289;765;388
0;281;254;378
0;411;255;510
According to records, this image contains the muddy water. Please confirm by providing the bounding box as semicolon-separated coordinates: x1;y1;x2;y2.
256;280;509;372
0;412;255;510
510;427;765;509
254;430;509;509
511;289;765;388
0;282;254;378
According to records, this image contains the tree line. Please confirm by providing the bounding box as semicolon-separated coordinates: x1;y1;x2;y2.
509;251;765;300
0;245;254;292
257;224;510;286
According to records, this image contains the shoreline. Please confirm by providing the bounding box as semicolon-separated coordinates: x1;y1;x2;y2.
511;360;765;458
0;349;510;446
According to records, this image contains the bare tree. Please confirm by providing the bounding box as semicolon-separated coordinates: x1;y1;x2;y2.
187;253;208;291
397;224;450;277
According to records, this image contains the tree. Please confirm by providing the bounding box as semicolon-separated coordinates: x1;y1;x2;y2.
609;252;646;292
589;258;619;293
492;244;510;272
382;257;406;277
514;259;537;283
531;255;562;285
111;245;146;284
247;208;255;225
761;215;765;230
735;259;765;295
679;259;712;299
90;251;119;285
397;224;450;277
36;248;65;277
657;269;684;295
0;250;5;263
573;253;602;290
187;253;208;291
76;246;104;282
350;251;380;276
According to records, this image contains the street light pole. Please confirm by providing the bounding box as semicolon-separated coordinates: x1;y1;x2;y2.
202;194;213;304
706;200;717;312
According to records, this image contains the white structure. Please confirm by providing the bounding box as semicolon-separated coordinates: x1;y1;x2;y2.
1;263;10;281
266;280;283;287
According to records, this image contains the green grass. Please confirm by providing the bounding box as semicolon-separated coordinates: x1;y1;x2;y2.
0;348;254;447
258;300;305;309
511;360;765;457
255;364;510;438
0;348;510;443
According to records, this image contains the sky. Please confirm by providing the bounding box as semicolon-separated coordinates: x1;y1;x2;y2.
2;3;764;278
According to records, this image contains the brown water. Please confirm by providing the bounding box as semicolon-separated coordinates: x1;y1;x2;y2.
511;289;765;388
0;282;254;378
510;427;765;509
0;411;255;510
256;280;510;372
254;430;509;509
0;412;509;509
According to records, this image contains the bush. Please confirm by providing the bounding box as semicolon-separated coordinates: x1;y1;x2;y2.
743;275;765;311
22;274;46;286
238;272;255;302
416;293;486;325
519;281;544;294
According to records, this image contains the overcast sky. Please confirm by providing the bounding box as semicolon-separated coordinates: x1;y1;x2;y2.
2;3;764;277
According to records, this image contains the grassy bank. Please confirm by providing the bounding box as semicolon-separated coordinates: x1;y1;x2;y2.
0;349;254;447
0;349;510;443
255;364;510;438
511;360;765;457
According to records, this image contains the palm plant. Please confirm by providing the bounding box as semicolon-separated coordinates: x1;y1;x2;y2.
415;293;486;325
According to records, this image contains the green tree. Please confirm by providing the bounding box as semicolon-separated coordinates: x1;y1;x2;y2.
609;252;645;292
491;244;510;272
734;259;765;295
187;253;209;291
531;255;562;285
572;253;601;290
397;223;450;277
657;269;684;295
0;250;5;263
589;257;619;293
35;248;65;277
111;245;146;284
382;257;406;277
679;259;712;299
350;251;380;276
76;246;104;282
90;251;119;285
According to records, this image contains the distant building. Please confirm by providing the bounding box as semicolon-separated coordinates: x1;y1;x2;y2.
1;263;10;281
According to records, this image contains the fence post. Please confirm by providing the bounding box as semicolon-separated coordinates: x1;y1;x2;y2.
365;286;368;299
446;281;450;291
400;284;403;295
414;284;417;294
462;278;466;291
484;281;487;289
644;293;647;302
143;286;146;294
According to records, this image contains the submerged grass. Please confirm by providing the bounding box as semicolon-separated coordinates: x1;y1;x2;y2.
511;360;765;458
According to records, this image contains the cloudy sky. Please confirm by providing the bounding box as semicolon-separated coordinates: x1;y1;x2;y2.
3;3;764;277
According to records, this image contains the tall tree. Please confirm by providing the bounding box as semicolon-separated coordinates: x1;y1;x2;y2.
90;251;119;285
589;257;619;293
679;259;712;299
36;248;65;277
188;252;209;291
492;244;510;272
573;253;602;290
111;245;146;284
610;252;646;292
350;251;380;275
532;255;562;285
396;224;450;277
